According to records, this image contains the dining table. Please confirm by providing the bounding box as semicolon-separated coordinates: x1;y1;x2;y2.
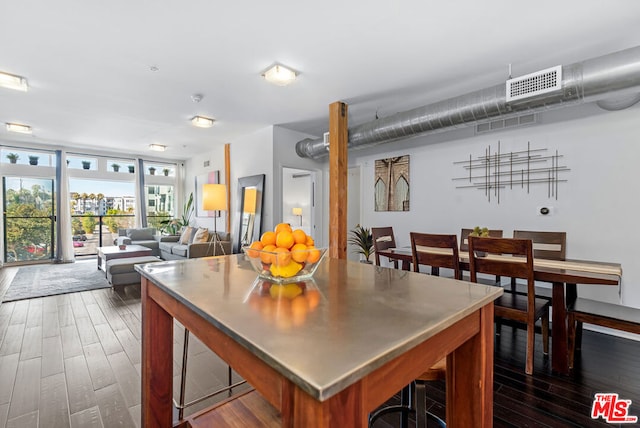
138;254;502;427
390;246;622;374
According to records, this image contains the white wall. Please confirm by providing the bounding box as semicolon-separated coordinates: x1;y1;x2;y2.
184;126;274;242
349;103;640;309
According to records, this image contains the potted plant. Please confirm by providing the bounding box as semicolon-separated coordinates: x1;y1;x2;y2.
82;160;91;169
128;165;135;173
149;167;156;175
160;192;194;235
111;163;120;172
28;155;39;165
348;224;374;263
162;168;170;176
7;153;19;164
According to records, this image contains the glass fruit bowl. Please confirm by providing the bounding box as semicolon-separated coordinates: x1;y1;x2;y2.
242;246;327;283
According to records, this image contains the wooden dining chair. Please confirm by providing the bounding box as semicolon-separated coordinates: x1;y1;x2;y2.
460;228;503;284
372;227;411;270
468;236;550;375
510;230;567;299
410;232;461;280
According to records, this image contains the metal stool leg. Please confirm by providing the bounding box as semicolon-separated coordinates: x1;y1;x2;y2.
174;328;247;420
178;328;190;420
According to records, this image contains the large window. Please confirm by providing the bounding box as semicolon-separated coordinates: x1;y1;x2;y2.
145;184;174;232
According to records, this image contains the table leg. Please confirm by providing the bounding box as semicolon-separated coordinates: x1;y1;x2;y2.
551;281;569;375
446;303;494;428
142;278;173;427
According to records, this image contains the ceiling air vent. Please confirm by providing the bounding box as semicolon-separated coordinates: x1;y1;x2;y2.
475;113;537;134
506;65;562;102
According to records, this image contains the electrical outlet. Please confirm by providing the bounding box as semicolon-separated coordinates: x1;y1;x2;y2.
537;206;553;216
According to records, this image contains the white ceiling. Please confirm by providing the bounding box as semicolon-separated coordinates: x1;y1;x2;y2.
2;0;640;161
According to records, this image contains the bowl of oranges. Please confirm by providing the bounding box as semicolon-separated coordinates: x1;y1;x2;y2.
242;223;327;284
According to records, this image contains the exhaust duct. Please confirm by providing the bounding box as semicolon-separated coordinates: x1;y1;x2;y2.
296;46;640;160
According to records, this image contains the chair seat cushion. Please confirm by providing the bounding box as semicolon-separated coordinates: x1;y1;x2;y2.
171;244;189;257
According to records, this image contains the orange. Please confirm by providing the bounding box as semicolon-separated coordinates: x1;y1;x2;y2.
274;222;292;235
306;289;321;309
307;246;321;264
260;244;277;264
260;231;276;246
273;247;292;267
246;241;263;258
305;236;315;247
276;231;294;249
292;229;307;245
290;243;308;263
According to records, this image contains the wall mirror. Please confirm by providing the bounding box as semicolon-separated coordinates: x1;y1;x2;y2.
232;174;265;253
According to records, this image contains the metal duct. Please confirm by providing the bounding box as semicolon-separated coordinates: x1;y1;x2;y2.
296;46;640;160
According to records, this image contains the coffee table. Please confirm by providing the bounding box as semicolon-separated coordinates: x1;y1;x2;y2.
97;244;153;274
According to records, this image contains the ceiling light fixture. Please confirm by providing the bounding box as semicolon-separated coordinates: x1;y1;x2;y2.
263;64;297;86
0;71;28;91
5;122;32;134
191;115;215;128
149;143;167;152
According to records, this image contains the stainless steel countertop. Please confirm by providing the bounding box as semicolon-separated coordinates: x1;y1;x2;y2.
136;255;502;401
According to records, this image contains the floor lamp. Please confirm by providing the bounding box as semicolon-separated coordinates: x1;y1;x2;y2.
202;183;227;256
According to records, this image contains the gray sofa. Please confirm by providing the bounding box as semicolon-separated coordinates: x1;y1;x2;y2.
116;227;170;257
159;230;231;260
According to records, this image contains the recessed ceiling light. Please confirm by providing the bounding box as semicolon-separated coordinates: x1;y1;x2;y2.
6;122;32;134
191;116;215;128
149;143;166;152
263;64;297;86
0;71;28;91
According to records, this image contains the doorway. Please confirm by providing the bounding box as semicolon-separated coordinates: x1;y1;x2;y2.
3;176;56;263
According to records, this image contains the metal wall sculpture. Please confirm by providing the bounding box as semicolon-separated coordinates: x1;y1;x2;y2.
453;142;569;204
375;155;410;211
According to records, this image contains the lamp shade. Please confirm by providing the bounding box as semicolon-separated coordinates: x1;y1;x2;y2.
202;184;227;211
292;207;303;216
243;188;257;214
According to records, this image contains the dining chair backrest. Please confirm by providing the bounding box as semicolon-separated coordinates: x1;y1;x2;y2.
468;237;534;292
460;228;503;252
372;227;397;266
410;232;461;280
513;230;566;260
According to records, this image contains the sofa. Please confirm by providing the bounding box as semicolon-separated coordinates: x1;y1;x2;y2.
158;227;231;260
116;227;165;257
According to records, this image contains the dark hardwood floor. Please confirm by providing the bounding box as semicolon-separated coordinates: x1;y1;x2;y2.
0;262;639;427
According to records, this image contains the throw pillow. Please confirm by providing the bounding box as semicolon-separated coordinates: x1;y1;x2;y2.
178;226;195;245
127;227;154;241
192;228;209;244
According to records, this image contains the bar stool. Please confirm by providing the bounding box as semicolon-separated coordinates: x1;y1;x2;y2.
175;327;247;420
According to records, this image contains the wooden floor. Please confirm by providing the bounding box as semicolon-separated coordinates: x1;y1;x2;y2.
1;263;639;427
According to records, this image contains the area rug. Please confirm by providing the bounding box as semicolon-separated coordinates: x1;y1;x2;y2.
2;260;110;302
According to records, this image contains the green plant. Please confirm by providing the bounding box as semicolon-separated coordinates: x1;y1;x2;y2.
162;168;170;176
111;163;120;172
82;160;91;169
28;155;39;165
348;224;374;262
469;226;490;237
160;192;194;234
128;165;135;173
7;153;19;163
